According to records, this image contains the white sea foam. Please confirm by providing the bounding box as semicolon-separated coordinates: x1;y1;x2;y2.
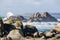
22;22;59;32
3;12;14;21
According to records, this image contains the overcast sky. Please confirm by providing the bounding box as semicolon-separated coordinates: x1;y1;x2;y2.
0;0;60;16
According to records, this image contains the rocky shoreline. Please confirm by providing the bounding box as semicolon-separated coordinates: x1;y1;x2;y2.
0;12;60;40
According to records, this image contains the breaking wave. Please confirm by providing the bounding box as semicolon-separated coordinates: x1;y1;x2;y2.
23;22;59;32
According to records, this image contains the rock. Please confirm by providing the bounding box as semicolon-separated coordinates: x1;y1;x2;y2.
3;24;16;36
0;18;16;37
13;21;23;29
4;19;13;24
55;34;60;38
30;12;41;18
40;12;57;22
0;18;4;37
28;12;41;22
33;32;38;38
1;37;8;40
38;32;44;37
53;23;60;33
8;15;27;22
47;37;56;40
23;25;38;37
45;31;55;38
7;29;23;40
28;12;57;22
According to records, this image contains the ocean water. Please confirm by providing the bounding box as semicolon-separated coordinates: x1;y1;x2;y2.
24;14;60;19
22;14;60;32
23;22;59;32
1;14;60;32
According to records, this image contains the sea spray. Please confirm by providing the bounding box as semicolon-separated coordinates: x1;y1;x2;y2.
3;12;14;21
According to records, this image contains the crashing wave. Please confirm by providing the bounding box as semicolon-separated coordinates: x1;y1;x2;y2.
22;22;59;32
3;12;14;21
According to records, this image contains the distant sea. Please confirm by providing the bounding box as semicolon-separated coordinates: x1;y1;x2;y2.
24;14;60;19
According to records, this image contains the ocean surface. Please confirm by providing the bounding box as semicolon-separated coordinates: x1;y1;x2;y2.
1;14;60;32
23;14;60;32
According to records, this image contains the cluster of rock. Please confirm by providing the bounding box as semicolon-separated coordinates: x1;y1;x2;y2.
4;12;57;22
28;12;57;22
0;18;41;40
0;12;59;40
4;15;27;22
4;21;60;40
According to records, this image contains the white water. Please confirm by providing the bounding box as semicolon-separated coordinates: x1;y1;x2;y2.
23;22;59;32
3;12;14;21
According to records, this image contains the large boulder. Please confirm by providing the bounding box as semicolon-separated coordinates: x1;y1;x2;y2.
22;25;38;37
45;31;55;38
53;23;60;33
7;29;23;40
28;12;57;22
3;24;16;36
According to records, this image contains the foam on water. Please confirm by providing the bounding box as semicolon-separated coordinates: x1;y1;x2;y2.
23;22;59;32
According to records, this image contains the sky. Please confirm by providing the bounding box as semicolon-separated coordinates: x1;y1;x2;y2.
0;0;60;16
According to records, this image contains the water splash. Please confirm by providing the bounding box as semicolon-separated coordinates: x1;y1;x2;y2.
6;12;14;18
3;12;14;21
